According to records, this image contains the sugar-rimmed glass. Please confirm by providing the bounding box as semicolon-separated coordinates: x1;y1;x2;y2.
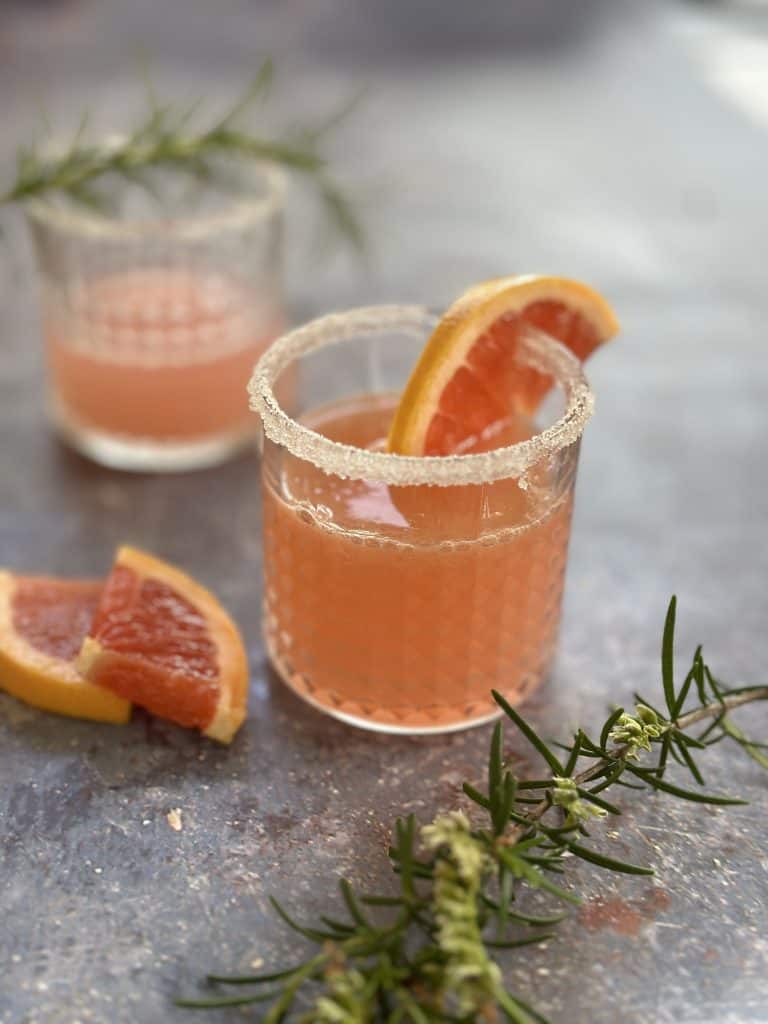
250;306;593;734
27;158;285;472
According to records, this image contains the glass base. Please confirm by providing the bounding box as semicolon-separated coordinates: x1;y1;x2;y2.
266;634;519;736
50;401;258;472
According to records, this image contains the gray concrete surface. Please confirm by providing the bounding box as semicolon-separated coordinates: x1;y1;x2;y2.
1;2;767;1021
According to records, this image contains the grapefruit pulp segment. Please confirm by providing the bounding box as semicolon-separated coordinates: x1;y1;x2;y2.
77;546;248;743
388;275;620;457
0;571;131;723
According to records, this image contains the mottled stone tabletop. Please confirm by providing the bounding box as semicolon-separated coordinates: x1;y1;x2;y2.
1;1;767;1022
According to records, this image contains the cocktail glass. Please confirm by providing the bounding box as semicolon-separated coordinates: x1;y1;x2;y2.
250;305;593;734
27;160;285;472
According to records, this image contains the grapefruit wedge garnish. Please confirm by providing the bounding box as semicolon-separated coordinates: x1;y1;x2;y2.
77;546;248;743
0;572;130;723
388;275;620;456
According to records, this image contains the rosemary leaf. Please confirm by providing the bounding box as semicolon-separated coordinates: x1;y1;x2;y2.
341;877;372;929
626;767;748;805
575;787;621;816
485;933;555;950
600;708;625;752
661;595;677;715
206;965;307;986
463;781;492;808
175;990;279;1008
721;717;768;770
268;895;340;942
504;908;571;928
563;732;583;777
672;646;702;718
565;842;653;876
672;735;706;785
492;691;564;775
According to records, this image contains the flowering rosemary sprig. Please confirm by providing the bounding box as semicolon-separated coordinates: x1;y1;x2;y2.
0;59;364;250
176;597;768;1023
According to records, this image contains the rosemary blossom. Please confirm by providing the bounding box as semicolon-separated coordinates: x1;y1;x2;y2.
421;811;502;1019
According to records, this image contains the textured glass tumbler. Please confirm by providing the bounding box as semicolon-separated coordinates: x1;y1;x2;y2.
27;161;285;471
250;306;594;734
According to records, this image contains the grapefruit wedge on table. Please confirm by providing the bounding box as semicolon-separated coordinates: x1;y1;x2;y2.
388;275;620;456
0;572;130;723
77;546;248;743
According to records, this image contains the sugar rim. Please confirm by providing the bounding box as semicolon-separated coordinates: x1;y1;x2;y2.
25;148;285;241
248;305;594;486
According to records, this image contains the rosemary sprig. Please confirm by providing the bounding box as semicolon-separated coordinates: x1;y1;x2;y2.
176;598;768;1023
1;60;364;250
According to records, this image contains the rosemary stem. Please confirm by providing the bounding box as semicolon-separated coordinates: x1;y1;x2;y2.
674;687;768;728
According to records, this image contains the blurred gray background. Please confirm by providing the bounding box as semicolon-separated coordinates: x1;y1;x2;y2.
1;2;767;1023
3;0;768;316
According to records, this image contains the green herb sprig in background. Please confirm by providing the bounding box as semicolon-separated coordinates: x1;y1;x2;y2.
176;597;768;1023
1;59;365;251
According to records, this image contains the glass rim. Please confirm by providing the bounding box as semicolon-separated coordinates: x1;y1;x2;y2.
248;304;594;487
24;149;286;241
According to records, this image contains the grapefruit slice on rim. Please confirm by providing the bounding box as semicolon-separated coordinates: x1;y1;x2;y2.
388;275;620;456
0;571;130;723
77;546;248;743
